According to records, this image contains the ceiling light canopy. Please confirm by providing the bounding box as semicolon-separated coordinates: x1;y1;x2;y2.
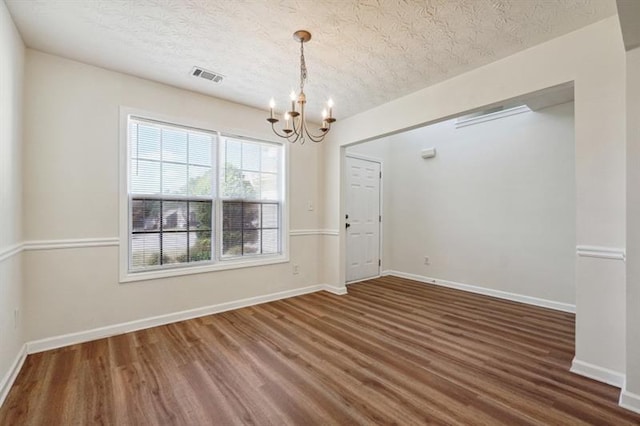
267;30;335;144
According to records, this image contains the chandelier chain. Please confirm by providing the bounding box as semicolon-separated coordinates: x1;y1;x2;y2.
300;40;307;93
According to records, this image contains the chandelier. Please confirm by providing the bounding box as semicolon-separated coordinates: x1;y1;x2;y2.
267;30;335;144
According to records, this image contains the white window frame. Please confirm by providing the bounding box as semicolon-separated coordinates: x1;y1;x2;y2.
119;107;289;283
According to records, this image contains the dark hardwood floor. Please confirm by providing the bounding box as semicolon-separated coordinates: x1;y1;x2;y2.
1;276;639;425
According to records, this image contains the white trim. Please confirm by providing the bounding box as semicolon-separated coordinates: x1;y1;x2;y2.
290;229;340;236
0;243;23;262
4;232;336;254
0;344;27;408
23;237;119;251
344;152;383;163
570;358;625;388
576;245;626;261
619;388;640;414
119;107;130;283
322;284;348;295
455;105;531;128
120;254;290;283
346;275;381;285
26;284;345;354
381;270;576;313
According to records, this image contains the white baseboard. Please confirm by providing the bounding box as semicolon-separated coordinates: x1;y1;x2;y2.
620;388;640;414
0;344;27;408
570;358;625;388
322;284;348;295
346;275;381;285
381;270;575;313
27;284;345;354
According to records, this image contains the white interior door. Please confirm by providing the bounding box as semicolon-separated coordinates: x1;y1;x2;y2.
346;156;381;283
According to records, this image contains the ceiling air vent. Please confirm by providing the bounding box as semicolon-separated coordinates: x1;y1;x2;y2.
191;66;224;83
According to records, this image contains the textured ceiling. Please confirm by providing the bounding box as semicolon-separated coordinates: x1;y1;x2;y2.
6;0;616;121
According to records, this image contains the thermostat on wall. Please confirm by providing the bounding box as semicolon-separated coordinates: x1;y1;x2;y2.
421;148;437;159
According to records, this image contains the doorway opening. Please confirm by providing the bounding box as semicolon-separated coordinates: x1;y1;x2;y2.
343;83;576;315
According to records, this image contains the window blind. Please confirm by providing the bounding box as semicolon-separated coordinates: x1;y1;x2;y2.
220;137;282;257
129;118;215;270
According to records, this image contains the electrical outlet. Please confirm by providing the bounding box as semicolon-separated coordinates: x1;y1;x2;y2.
293;264;300;275
13;309;19;329
424;256;430;265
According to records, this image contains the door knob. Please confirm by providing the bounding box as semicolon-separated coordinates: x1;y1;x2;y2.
345;222;351;229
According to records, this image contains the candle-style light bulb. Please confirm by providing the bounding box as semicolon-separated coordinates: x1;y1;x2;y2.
322;109;328;119
284;112;291;129
289;90;296;113
327;98;334;119
269;98;275;119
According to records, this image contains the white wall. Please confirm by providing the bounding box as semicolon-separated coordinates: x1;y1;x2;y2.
0;0;25;396
22;50;327;341
625;46;640;402
326;16;627;381
350;103;576;305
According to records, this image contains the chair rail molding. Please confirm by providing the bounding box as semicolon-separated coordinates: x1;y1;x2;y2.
576;245;626;261
22;238;119;251
0;243;23;263
289;229;339;236
15;231;340;253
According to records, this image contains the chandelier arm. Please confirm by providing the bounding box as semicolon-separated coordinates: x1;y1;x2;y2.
296;103;310;144
288;132;302;144
303;126;329;143
290;114;304;142
269;122;291;139
270;122;301;143
291;112;301;134
289;128;302;144
298;103;329;142
287;118;304;143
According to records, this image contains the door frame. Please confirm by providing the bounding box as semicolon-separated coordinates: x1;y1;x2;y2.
344;152;384;284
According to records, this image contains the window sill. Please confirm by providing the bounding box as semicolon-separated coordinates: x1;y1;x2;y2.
120;253;289;283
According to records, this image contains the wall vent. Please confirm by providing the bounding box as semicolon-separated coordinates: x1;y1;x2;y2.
191;66;224;83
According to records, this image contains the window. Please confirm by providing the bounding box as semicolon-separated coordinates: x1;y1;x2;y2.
220;137;281;257
124;114;285;279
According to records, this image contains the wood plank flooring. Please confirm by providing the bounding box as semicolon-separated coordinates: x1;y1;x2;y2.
1;276;639;425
